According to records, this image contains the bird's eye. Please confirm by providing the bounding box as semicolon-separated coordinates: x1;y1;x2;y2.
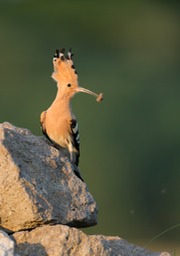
67;83;71;87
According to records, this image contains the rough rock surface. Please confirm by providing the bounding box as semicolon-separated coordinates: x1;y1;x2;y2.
0;122;97;233
12;224;171;256
0;230;14;256
0;122;171;256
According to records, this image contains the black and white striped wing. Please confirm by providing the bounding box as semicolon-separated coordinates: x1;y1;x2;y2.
70;119;80;166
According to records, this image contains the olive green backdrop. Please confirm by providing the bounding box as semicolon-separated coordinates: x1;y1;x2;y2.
0;0;179;253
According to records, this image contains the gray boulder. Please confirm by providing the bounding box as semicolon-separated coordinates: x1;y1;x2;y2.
0;122;97;233
0;122;171;255
12;224;171;256
0;231;14;256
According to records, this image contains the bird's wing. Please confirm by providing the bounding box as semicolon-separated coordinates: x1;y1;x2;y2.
40;111;55;144
40;111;47;135
69;119;80;166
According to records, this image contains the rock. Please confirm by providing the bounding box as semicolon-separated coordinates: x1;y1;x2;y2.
0;230;14;256
0;122;171;256
0;122;97;233
12;224;171;256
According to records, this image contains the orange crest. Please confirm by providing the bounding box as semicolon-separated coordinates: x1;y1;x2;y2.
51;48;78;86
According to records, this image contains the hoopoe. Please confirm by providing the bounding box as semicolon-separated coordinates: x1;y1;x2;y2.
40;48;103;180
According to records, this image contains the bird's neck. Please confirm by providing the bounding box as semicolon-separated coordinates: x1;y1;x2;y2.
51;89;73;115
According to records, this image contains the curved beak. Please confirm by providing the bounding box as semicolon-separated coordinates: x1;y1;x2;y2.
76;87;104;102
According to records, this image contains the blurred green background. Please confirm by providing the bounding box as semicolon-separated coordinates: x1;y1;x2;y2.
0;0;179;253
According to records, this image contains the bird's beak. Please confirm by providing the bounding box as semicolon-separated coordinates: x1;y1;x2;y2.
76;87;104;102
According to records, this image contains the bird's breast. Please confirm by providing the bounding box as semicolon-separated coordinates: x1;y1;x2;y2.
45;107;72;149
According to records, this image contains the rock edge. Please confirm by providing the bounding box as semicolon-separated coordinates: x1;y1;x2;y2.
0;122;97;233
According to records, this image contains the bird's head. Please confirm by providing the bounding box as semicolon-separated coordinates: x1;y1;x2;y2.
51;48;103;102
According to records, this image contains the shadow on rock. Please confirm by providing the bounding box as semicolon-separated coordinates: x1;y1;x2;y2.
14;242;48;256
